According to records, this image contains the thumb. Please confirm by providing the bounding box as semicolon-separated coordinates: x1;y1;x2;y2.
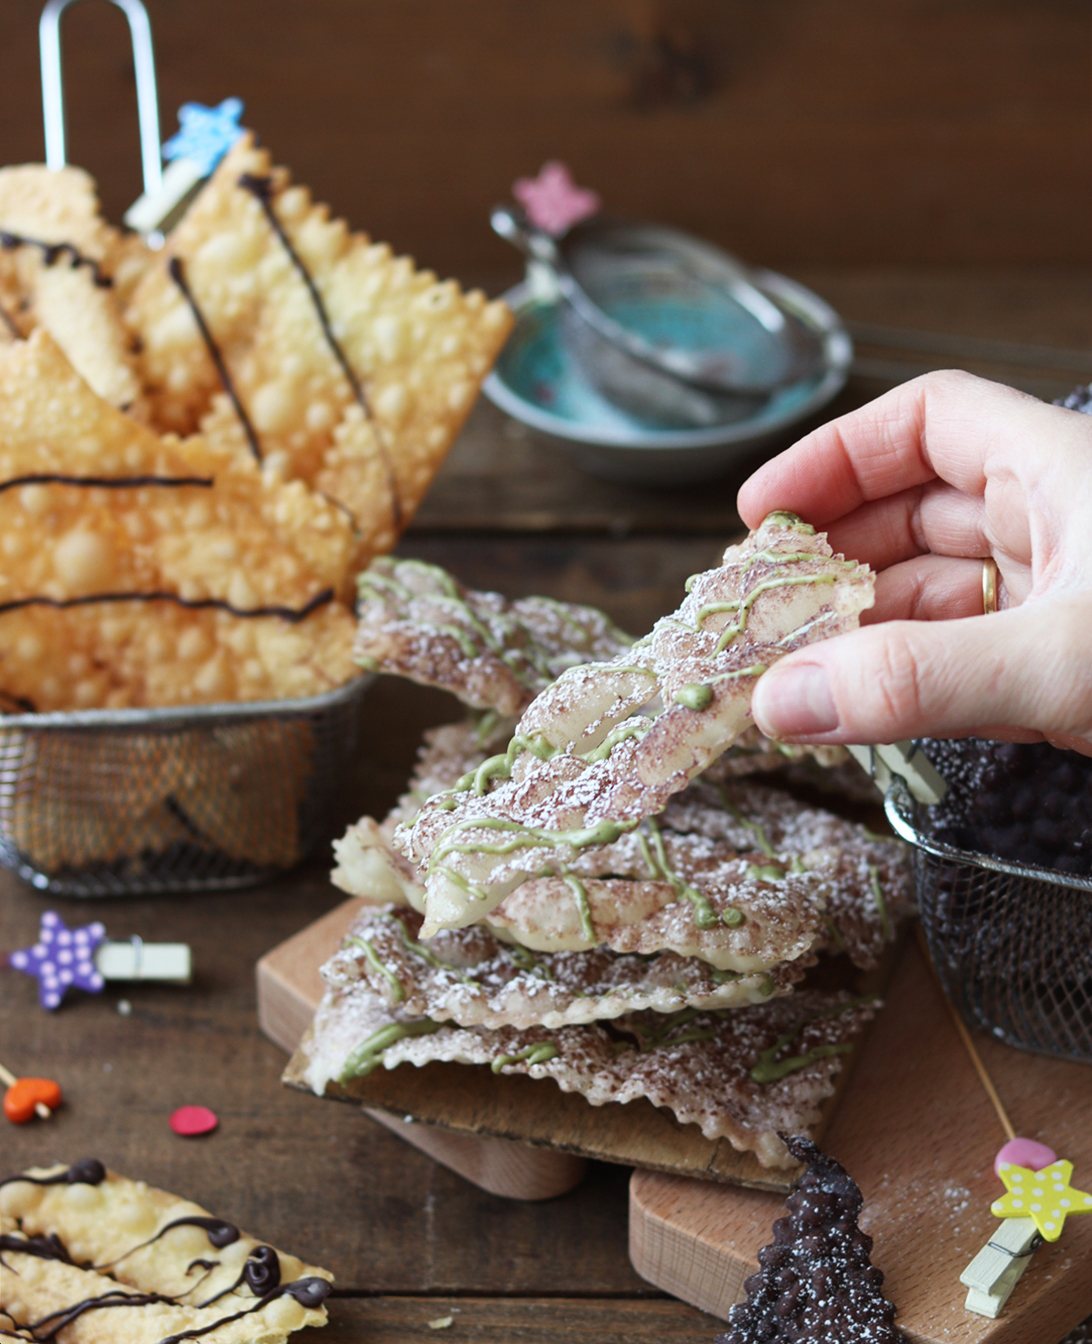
750;599;1092;746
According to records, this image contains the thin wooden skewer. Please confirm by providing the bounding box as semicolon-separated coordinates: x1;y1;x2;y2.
0;1059;53;1120
914;924;1016;1142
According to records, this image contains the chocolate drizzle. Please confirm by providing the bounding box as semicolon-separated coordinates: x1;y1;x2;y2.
0;587;334;623
7;1280;331;1344
0;233;112;288
236;172;403;531
0;1159;105;1189
97;1215;240;1271
0;474;213;496
167;257;263;464
0;300;21;340
0;1160;331;1344
155;1279;331;1344
195;1244;280;1307
0;1233;74;1270
0;691;37;714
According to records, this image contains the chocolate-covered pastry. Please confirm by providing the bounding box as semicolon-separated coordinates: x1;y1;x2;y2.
715;1135;903;1343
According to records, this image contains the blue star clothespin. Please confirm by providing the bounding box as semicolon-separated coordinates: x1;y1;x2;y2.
6;911;192;1010
163;98;246;177
124;98;247;237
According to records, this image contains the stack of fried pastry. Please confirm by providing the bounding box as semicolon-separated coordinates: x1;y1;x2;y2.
0;138;511;713
302;515;913;1168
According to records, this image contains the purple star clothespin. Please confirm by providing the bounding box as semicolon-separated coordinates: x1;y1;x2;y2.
6;913;192;1011
9;912;105;1009
513;162;601;237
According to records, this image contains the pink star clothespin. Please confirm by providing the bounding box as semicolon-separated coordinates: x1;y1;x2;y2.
513;162;601;237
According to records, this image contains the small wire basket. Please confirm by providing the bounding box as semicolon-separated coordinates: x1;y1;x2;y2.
0;676;371;897
885;776;1092;1065
0;1;374;898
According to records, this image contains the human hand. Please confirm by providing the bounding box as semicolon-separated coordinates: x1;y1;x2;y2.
737;370;1092;756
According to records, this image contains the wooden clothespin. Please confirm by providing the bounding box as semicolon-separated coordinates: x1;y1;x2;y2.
960;1217;1041;1318
845;740;947;805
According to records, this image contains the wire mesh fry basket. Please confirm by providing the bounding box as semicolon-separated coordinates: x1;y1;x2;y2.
0;676;371;896
885;776;1092;1065
0;1;376;897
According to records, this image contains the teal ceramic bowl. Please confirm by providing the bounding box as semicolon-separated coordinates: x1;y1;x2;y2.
482;269;851;485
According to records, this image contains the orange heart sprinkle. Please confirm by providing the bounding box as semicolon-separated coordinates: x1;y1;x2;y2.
4;1077;62;1124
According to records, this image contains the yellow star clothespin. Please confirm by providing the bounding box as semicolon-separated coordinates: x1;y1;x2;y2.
992;1161;1092;1242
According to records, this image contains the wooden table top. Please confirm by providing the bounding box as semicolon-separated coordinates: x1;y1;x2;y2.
3;267;1092;1344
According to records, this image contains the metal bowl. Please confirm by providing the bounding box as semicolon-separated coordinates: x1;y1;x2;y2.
482;272;851;485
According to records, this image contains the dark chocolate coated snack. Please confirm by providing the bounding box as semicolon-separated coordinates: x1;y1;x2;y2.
924;739;1092;876
715;1135;902;1344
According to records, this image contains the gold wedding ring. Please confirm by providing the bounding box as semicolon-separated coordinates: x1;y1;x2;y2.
982;557;999;615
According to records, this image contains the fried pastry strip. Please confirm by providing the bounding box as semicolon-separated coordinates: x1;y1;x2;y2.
302;977;876;1169
354;557;634;714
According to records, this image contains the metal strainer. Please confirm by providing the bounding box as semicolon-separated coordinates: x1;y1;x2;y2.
885;776;1092;1065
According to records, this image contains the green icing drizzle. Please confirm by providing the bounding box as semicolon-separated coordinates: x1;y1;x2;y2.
869;865;892;941
715;784;777;858
824;917;847;953
561;871;596;944
641;817;719;929
720;906;745;927
707;574;838;654
748;998;871;1085
346;934;404;1003
747;863;787;882
675;683;714;711
430;815;639;873
763;511;814;533
507;943;552;978
491;1042;560;1074
582;716;654;762
339;1019;444;1081
455;731;559;796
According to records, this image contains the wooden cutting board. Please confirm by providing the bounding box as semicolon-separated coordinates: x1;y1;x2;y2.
628;937;1092;1342
257;897;880;1200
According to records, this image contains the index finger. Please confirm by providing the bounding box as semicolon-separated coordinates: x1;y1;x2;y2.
737;369;1035;530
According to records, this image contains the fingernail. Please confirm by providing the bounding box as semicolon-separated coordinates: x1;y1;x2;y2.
753;663;839;738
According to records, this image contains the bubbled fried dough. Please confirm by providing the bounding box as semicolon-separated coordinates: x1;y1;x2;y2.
126;135;512;561
354;557;634;714
0;332;355;614
323;904;803;1032
0;1162;331;1344
395;515;874;935
0;164;148;413
0;600;357;711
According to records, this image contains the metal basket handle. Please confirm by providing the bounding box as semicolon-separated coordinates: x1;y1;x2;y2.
40;0;163;198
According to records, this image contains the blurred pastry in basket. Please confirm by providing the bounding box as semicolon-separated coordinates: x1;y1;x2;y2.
0;164;150;415
0;330;357;710
125;134;512;566
0;1158;332;1344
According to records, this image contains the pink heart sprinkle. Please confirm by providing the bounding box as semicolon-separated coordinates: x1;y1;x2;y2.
169;1104;219;1137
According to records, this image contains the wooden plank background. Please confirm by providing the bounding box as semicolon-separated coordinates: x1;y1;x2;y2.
2;0;1091;284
